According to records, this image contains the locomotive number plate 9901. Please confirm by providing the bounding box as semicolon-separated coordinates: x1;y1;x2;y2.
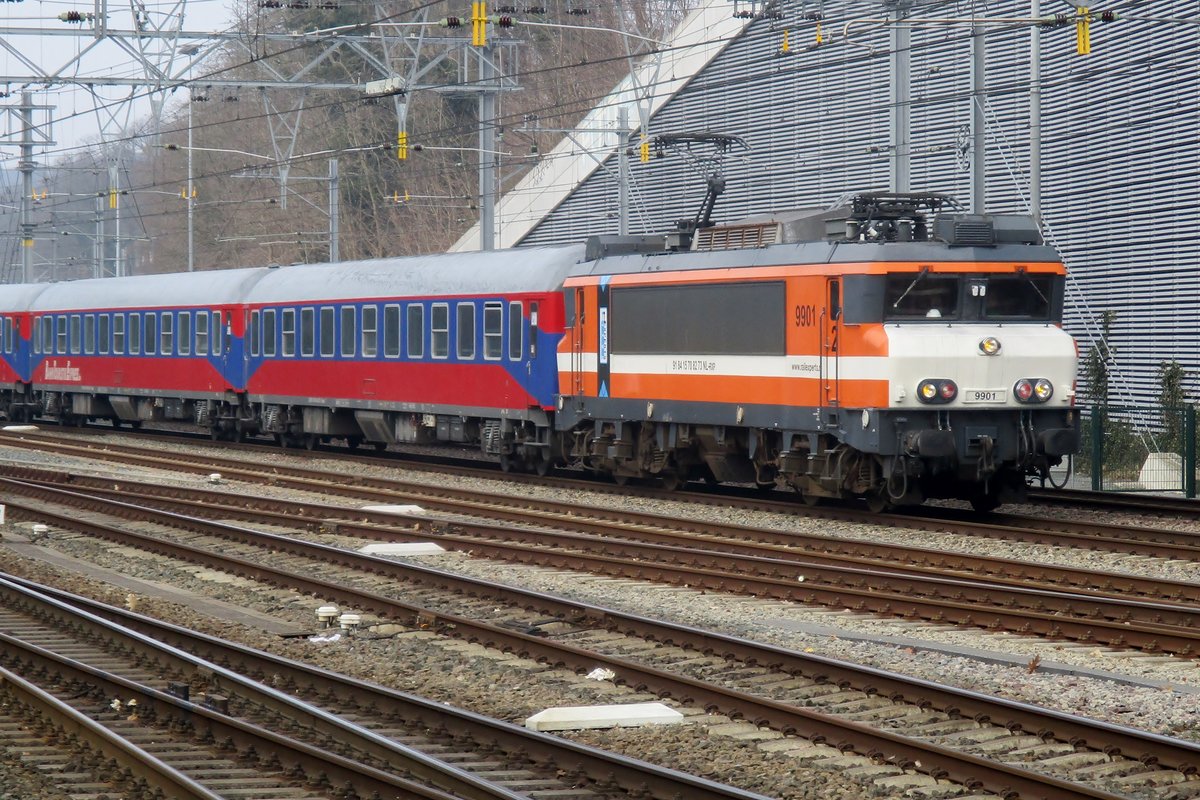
963;389;1005;403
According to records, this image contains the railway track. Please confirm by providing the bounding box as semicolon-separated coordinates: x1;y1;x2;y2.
4;456;1200;656
1;475;1199;799
4;429;1200;567
0;573;771;800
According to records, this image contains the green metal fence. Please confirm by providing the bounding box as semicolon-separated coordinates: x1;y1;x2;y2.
1076;405;1198;497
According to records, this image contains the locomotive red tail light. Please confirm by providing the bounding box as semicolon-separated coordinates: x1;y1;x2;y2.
917;379;957;404
1014;378;1053;403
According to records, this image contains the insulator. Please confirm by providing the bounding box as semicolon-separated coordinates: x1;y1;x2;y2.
495;4;517;11
803;10;822;20
733;10;753;18
523;5;545;12
58;10;86;22
442;15;462;27
1099;10;1116;21
496;15;513;27
566;7;589;15
258;1;282;7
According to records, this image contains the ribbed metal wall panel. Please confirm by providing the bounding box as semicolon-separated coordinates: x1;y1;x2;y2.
517;0;1199;402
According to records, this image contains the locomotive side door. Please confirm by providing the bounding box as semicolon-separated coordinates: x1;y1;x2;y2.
821;278;841;406
569;286;585;397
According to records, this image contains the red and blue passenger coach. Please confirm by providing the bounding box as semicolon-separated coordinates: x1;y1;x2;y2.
18;269;264;425
234;246;580;461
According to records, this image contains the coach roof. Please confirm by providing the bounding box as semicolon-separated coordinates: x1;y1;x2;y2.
244;244;586;305
26;267;270;312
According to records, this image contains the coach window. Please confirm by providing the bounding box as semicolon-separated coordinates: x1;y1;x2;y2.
161;312;174;355
195;312;208;356
300;308;314;357
361;305;378;357
457;303;475;359
508;301;522;360
263;309;277;357
484;302;502;360
179;312;191;356
57;316;67;354
431;303;449;359
99;315;110;355
143;312;157;355
213;311;224;355
250;310;261;357
319;307;335;357
282;309;296;357
383;304;400;358
340;306;356;357
84;315;95;355
44;317;55;354
117;314;129;354
406;305;424;358
129;314;141;355
4;317;12;355
529;302;539;357
69;315;81;354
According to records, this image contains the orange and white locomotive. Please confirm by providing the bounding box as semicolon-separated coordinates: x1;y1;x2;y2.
556;193;1078;510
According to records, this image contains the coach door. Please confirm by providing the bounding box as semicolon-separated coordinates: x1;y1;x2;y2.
821;279;841;406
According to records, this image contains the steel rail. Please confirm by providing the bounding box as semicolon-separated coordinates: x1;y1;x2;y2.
0;493;1194;798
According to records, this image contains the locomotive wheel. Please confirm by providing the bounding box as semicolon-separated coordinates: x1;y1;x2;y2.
865;490;891;514
533;454;552;476
659;471;683;492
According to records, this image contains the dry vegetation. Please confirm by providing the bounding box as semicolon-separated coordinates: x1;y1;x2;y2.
45;0;693;276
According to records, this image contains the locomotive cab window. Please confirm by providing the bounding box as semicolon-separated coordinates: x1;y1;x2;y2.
885;273;960;320
982;274;1054;319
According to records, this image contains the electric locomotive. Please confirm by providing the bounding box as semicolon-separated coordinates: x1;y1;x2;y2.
554;193;1078;511
0;192;1078;511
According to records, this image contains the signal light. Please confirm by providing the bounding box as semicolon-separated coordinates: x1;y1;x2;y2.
917;379;957;404
1014;378;1053;403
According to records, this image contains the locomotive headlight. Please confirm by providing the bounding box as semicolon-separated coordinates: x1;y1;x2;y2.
978;336;1002;356
917;379;957;404
1014;379;1034;402
1033;378;1054;402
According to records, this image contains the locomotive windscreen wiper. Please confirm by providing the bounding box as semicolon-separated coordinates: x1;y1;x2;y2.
1018;269;1048;306
891;267;930;308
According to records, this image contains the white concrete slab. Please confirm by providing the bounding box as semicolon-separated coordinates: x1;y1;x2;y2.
361;504;426;516
524;702;683;732
2;425;39;432
359;542;445;556
1140;452;1183;491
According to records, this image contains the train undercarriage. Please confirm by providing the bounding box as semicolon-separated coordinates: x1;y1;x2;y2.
5;385;1076;513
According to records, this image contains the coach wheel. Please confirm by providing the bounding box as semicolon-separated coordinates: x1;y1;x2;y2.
612;473;632;487
969;491;1001;513
346;436;361;451
373;442;387;453
533;453;552;476
800;491;823;507
659;470;683;492
498;453;513;473
303;434;318;450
